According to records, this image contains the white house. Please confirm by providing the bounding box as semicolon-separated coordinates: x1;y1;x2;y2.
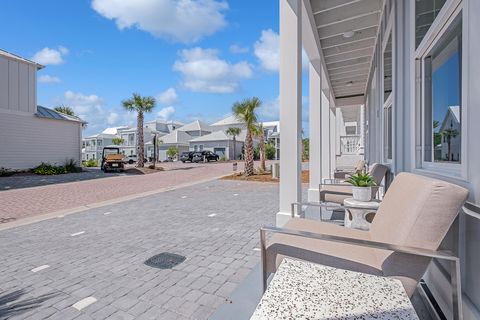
189;130;246;160
0;49;85;170
439;106;461;162
82;133;118;161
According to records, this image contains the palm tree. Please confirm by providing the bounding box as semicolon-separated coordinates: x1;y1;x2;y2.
54;105;75;116
226;127;241;161
122;93;156;167
256;123;266;172
111;137;124;146
232;97;262;176
442;128;459;161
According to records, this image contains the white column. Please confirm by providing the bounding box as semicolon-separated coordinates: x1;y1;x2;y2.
359;104;366;155
308;61;322;202
277;0;302;227
321;91;331;182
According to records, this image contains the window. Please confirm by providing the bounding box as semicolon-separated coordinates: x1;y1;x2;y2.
422;13;462;164
98;140;102;147
345;126;357;136
383;31;393;161
199;145;204;151
194;145;198;152
415;0;447;48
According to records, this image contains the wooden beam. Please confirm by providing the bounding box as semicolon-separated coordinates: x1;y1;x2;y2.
324;47;373;64
323;38;375;57
318;12;380;39
326;56;370;70
320;26;377;48
310;0;361;14
314;0;382;28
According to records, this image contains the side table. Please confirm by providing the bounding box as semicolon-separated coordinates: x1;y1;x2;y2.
343;197;381;230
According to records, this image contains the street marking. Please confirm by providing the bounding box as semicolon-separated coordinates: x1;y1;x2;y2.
71;231;85;237
103;212;112;215
208;214;217;217
57;215;64;218
181;196;187;199
253;248;261;252
31;265;50;273
72;297;97;311
233;194;239;196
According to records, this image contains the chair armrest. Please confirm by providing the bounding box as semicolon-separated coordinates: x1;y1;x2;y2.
260;225;457;261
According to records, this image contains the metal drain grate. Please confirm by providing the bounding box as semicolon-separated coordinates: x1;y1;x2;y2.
144;253;186;269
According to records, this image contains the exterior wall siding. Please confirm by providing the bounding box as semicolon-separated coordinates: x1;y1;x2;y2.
0;111;82;169
0;55;36;113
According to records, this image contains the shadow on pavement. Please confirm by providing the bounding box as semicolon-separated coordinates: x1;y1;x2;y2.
0;290;60;319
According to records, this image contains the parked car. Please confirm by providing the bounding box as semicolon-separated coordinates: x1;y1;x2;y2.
124;154;147;164
180;152;195;163
192;151;220;163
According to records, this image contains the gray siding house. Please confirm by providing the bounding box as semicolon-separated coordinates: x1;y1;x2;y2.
0;49;85;170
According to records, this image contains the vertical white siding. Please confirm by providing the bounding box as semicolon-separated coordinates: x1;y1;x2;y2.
8;60;19;110
0;57;8;108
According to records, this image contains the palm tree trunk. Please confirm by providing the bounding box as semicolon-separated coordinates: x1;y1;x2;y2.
259;131;266;172
137;111;145;168
244;130;254;176
233;136;236;160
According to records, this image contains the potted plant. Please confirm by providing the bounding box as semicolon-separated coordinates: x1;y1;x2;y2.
345;172;376;201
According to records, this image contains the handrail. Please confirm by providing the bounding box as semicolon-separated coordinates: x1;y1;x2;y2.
463;202;480;220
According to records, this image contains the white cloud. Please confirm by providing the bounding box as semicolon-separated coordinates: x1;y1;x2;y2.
91;0;228;43
156;88;178;105
157;106;176;120
31;47;69;65
229;44;249;54
254;29;308;72
173;47;253;93
259;96;309;121
64;91;103;115
38;75;61;83
107;112;120;125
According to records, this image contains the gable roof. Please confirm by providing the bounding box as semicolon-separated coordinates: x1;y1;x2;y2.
36;106;86;124
177;120;212;132
440;106;460;131
102;126;130;135
0;49;44;69
159;130;192;145
210;115;243;127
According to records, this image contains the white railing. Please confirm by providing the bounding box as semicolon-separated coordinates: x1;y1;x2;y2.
340;135;361;154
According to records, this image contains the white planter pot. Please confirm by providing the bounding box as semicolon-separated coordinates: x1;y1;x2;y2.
352;186;372;202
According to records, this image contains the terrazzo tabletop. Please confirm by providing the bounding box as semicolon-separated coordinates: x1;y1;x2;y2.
251;258;419;320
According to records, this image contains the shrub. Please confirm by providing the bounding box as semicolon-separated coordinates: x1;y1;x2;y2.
83;159;99;167
345;172;376;187
265;143;276;160
219;156;227;162
0;167;15;177
64;158;81;173
33;163;66;175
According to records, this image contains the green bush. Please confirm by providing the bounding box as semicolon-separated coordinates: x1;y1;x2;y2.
0;167;15;177
83;159;99;167
64;158;81;173
265;143;276;160
33;163;67;175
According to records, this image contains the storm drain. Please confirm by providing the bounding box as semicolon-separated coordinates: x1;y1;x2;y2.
144;253;186;269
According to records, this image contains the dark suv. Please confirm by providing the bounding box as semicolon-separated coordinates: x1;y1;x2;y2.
180;152;195;163
192;151;220;163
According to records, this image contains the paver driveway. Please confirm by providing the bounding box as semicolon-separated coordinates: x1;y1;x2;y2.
0;179;278;320
0;162;253;225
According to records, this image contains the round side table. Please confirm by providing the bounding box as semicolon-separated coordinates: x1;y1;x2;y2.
343;198;381;231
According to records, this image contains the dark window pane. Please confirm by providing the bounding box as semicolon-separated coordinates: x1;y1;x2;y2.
416;0;447;48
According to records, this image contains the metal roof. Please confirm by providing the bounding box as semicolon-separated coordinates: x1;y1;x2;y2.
35;106;86;124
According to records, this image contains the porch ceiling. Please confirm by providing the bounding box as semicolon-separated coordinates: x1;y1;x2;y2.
310;0;383;99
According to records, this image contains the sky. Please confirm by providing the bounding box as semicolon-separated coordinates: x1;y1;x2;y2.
0;0;309;136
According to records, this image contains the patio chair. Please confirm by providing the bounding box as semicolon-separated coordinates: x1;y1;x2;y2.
260;173;468;319
319;163;389;204
332;159;365;180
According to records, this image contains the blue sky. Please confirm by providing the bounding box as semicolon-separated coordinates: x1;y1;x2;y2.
0;0;312;136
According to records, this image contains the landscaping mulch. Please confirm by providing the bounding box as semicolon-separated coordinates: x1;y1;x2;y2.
221;170;310;183
124;166;165;175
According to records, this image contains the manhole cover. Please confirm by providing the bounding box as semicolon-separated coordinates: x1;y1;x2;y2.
144;253;186;269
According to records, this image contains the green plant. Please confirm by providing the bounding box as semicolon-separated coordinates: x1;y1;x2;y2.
64;158;81;173
166;146;179;159
0;167;15;177
33;163;67;175
54;105;75;116
112;137;124;146
265;143;276;160
122;93;156;168
83;159;99;167
219;156;227;162
345;172;376;187
232;97;262;176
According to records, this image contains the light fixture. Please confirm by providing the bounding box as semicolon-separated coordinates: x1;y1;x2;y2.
342;30;355;38
346;81;354;87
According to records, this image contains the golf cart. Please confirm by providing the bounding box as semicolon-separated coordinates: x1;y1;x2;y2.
101;146;125;172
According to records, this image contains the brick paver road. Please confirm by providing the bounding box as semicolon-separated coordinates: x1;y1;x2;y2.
0;162;253;224
0;179;278;319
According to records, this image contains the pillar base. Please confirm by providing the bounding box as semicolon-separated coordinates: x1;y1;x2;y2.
276;211;292;227
308;188;320;202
